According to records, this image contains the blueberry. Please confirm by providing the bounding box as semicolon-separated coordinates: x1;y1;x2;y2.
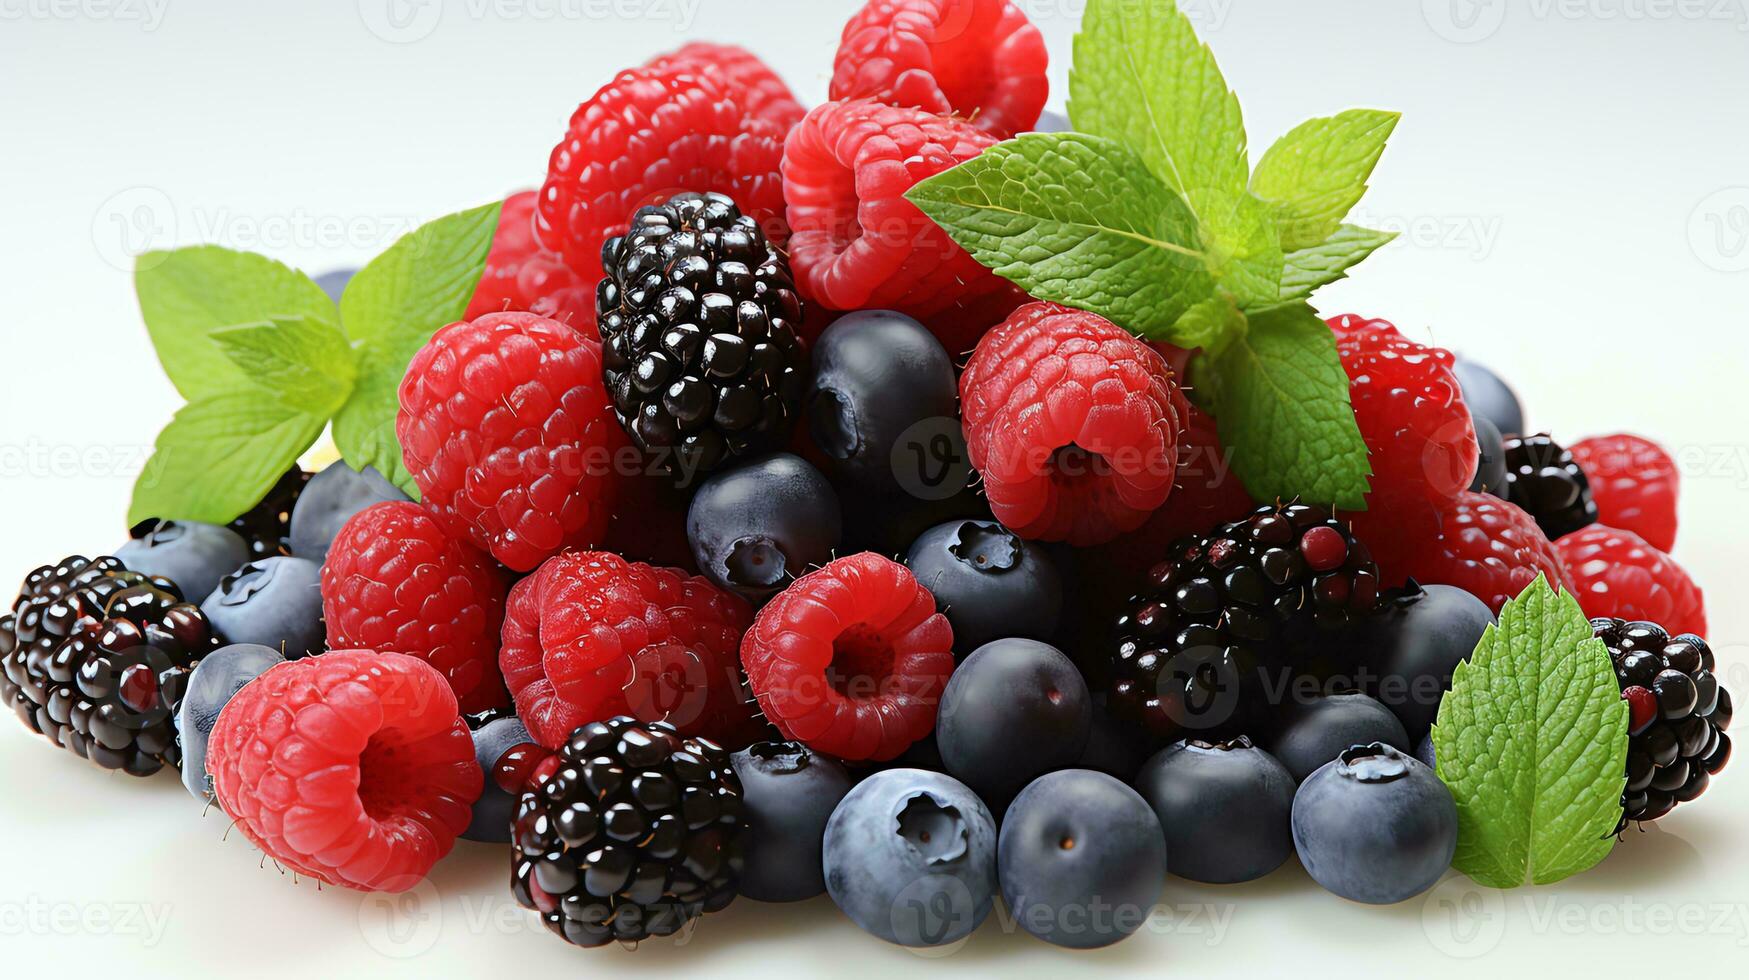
686;453;841;601
462;714;533;842
823;768;997;948
1470;416;1507;495
1415;732;1437;770
1268;692;1410;784
288;460;409;562
177;644;285;801
200;557;325;658
1362;584;1495;739
1031;109;1071;133
116;520;249;602
905;519;1062;654
731;741;853;902
1453;357;1523;437
1076;697;1149;783
937;638;1090;810
1291;742;1458;904
1133;737;1295;883
313;267;355;303
998;769;1165;949
807;310;960;495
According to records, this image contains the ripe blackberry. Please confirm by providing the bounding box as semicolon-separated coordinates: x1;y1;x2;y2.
1110;503;1382;741
1594;619;1732;832
226;466;311;558
1499;434;1597;540
0;556;221;775
596;191;809;479
511;716;747;947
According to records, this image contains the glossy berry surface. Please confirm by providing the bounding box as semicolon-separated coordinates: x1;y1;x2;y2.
1469;416;1507;494
904;519;1062;654
1134;737;1296;884
1558;526;1706;638
937;638;1090;809
1570;433;1680;551
1291;743;1457;904
686;453;842;601
1499;434;1599;540
287;460;409;563
227;467;309;559
1267;692;1410;784
199;556;325;659
1452;356;1524;436
1355;584;1496;739
462;713;534;843
1351;491;1570;614
116;520;249;604
1333;322;1477;503
466;190;594;331
729;741;853;902
176;643;284;802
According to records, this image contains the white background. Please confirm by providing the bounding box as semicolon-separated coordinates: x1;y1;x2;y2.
3;0;1749;975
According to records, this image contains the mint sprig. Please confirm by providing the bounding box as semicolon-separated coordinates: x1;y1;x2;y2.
1431;576;1629;888
128;202;500;525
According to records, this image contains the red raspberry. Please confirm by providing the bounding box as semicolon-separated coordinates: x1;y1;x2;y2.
741;552;953;762
645;42;805;131
397;312;625;573
536;64;789;281
465;191;594;331
1556;525;1707;637
831;0;1048;138
1570;434;1680;551
781;98;1021;354
1335;323;1478;503
206;651;481;892
960;302;1183;546
321;501;511;714
1351;491;1570;613
1326;313;1404;340
500;551;755;749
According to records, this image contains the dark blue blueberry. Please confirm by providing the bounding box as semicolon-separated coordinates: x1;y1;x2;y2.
1267;692;1410;784
905;519;1062;654
462;714;532;842
731;741;853;902
1031;109;1071;133
1134;737;1295;884
117;520;249;602
1291;742;1457;904
313;267;355;304
823;768;997;948
998;769;1165;949
1470;416;1507;495
288;460;409;562
177;643;285;802
1415;732;1437;770
1453;357;1523;437
686;453;841;601
1075;696;1149;783
1363;584;1495;739
199;556;325;658
937;638;1090;810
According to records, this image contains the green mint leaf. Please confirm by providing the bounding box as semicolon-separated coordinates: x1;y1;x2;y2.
134;246;337;401
1432;577;1628;888
905;133;1217;342
332;201;501;496
1276;224;1397;305
1251;109;1400;250
128;392;326;527
211;315;358;417
1197;187;1283;311
1172;292;1246;352
1196;303;1371;507
1069;0;1248;201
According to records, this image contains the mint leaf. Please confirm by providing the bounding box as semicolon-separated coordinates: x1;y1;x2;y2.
129;392;327;527
1196;303;1371;507
1432;577;1628;887
212;315;357;416
1197;188;1283;311
332;202;501;495
1172;292;1245;352
1276;224;1397;305
906;133;1216;341
1069;0;1248;201
1252;109;1400;250
135;246;336;400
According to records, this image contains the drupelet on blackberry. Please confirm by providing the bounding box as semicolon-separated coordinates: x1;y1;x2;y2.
227;466;310;558
1499;434;1597;540
511;716;747;948
1110;503;1383;742
595;191;808;480
1594;618;1731;832
0;556;221;776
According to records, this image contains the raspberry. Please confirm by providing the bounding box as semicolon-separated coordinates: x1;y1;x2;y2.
321;501;512;715
397;312;626;573
831;0;1049;138
536;65;789;282
1557;526;1707;637
500;552;756;750
1570;434;1680;551
1325;313;1404;340
465;191;594;331
781;99;1020;353
205;651;481;892
959;302;1183;546
1351;491;1570;613
740;552;954;762
1335;323;1477;503
645;42;804;131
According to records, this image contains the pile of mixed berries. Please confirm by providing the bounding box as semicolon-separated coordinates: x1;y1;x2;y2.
0;0;1732;954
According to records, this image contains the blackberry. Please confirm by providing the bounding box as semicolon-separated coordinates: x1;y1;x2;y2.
511;716;747;948
1498;434;1596;540
227;467;311;558
1110;503;1382;741
0;556;221;776
1594;619;1732;832
596;191;808;480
